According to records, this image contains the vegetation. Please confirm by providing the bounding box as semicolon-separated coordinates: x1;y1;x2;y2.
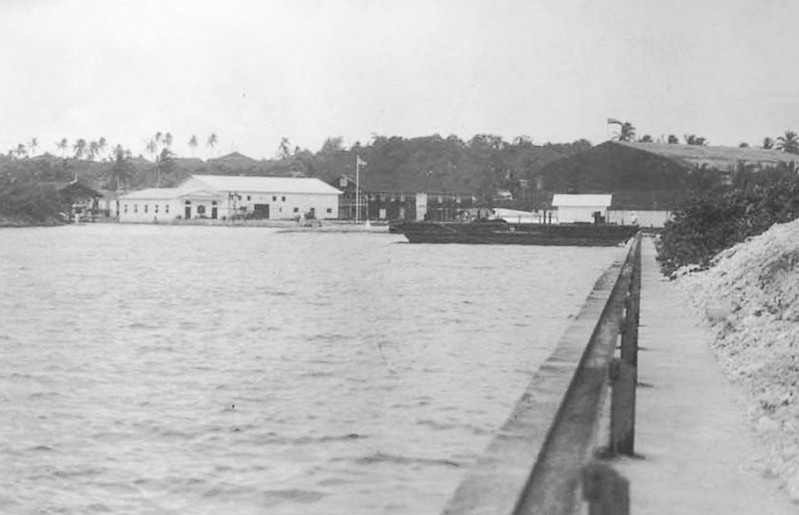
0;159;70;226
657;167;799;275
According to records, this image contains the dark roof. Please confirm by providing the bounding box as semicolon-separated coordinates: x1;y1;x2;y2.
57;180;103;199
615;141;798;169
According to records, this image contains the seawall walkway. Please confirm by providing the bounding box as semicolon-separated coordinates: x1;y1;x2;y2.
613;237;795;514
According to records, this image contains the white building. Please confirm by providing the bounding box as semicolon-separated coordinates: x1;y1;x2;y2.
551;194;613;224
118;175;342;223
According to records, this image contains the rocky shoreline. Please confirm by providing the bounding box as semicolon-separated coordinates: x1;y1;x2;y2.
674;218;799;499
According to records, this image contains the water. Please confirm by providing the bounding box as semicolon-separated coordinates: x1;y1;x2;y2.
0;224;620;514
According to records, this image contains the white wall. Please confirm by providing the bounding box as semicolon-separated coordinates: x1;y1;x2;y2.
220;191;339;220
119;198;182;223
607;209;672;228
556;205;607;224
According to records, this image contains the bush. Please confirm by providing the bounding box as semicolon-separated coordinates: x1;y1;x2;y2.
658;168;799;275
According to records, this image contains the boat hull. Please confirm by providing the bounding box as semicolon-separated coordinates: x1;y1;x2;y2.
392;221;637;246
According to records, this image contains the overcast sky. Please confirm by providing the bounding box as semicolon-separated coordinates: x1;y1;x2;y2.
2;0;799;159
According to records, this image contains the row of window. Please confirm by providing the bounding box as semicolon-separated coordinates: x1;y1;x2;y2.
123;204;171;214
121;203;334;215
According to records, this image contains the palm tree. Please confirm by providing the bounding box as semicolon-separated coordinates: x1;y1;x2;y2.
14;143;27;159
73;139;87;160
107;145;134;192
207;133;218;156
28;137;38;156
163;132;173;149
776;130;799;154
88;141;100;161
146;139;158;161
97;137;107;160
57;138;69;157
608;120;636;142
188;135;198;156
763;137;775;149
154;132;163;146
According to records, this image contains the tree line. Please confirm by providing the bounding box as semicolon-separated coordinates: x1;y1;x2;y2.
608;120;799;153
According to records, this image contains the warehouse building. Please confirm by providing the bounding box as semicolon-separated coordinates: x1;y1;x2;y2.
118;175;341;223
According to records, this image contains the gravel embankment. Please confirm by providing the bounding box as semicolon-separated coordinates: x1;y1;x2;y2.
673;219;799;499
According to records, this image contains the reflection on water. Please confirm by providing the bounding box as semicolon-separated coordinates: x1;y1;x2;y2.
0;224;619;514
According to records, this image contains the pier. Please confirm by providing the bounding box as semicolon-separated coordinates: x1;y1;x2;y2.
442;235;795;514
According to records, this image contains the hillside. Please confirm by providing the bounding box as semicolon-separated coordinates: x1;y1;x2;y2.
1;135;591;204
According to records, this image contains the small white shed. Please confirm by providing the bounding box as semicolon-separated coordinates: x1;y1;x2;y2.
552;194;613;224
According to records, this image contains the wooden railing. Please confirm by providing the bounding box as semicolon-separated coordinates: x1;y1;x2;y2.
442;232;642;515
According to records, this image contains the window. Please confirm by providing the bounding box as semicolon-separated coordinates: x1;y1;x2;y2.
339;177;347;187
212;201;217;206
144;204;148;213
197;205;206;215
293;207;299;213
247;195;251;201
185;200;191;205
134;204;138;213
165;205;170;213
326;208;332;214
282;196;286;202
123;204;128;213
154;205;159;213
272;196;277;202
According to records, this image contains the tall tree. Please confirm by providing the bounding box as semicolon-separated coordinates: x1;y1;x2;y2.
14;143;27;159
607;120;636;142
207;133;218;156
57;138;69;157
88;141;100;161
188;135;198;155
667;134;680;144
97;137;107;160
146;139;158;161
763;137;775;149
28;137;38;156
107;145;134;191
155;147;175;187
164;132;173;149
639;134;653;143
278;137;293;160
776;130;799;154
73;139;87;160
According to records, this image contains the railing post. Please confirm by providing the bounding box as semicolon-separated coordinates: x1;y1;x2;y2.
609;357;636;456
582;461;630;515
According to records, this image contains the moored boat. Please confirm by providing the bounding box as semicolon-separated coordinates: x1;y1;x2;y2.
390;220;637;246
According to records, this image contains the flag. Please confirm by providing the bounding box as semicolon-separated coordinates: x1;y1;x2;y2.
607;118;622;125
356;155;367;167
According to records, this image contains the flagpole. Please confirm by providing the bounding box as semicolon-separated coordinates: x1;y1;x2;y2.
355;155;360;223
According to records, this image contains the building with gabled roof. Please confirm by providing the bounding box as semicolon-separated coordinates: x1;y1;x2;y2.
118;174;341;223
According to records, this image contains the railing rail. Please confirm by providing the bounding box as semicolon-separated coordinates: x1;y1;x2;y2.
442;232;642;515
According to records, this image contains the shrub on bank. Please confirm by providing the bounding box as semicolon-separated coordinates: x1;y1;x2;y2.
0;171;68;226
658;168;799;275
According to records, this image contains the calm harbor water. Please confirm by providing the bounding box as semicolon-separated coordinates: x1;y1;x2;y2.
0;224;620;514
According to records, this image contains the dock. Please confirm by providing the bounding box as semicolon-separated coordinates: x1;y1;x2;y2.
441;235;795;514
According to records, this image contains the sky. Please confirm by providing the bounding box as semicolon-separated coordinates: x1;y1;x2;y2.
2;0;799;160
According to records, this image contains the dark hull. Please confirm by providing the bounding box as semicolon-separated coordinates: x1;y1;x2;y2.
392;221;637;246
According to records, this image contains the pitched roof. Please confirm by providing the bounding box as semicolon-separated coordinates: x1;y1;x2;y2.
615;141;798;169
119;188;188;200
552;194;612;207
188;175;342;195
